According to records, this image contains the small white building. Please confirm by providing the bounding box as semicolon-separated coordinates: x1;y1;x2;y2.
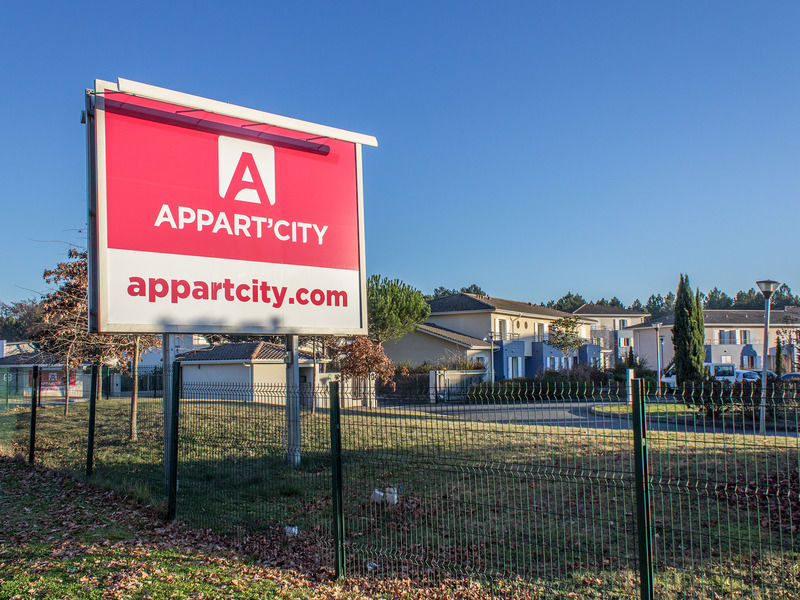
177;341;338;406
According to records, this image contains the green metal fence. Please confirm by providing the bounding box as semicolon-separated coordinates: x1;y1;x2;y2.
2;372;799;598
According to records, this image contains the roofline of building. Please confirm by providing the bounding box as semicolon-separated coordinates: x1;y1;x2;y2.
573;303;650;317
179;358;325;365
416;326;492;350
628;321;800;331
430;307;595;322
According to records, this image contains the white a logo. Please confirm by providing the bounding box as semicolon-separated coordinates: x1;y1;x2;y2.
218;136;275;205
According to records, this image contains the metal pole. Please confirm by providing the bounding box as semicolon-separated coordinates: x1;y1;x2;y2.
166;360;180;520
329;381;345;579
627;368;634;405
760;295;771;435
162;333;173;488
655;323;662;397
631;378;654;600
86;363;99;477
28;366;39;464
285;335;301;467
489;333;495;385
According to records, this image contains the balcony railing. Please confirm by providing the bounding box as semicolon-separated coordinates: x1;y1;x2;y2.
488;332;521;342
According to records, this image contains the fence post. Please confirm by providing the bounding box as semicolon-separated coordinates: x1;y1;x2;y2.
166;360;180;520
329;381;345;579
28;366;40;464
86;363;99;477
627;368;634;404
632;378;654;600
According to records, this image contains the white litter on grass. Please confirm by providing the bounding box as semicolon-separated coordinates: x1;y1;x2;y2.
367;561;379;571
284;525;298;537
370;489;385;503
384;487;398;505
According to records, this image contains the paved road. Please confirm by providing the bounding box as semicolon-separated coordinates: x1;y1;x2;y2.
408;400;798;437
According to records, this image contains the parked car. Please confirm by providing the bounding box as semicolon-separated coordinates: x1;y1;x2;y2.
735;369;777;381
706;363;736;384
660;367;676;390
735;369;760;382
780;372;800;382
660;362;736;389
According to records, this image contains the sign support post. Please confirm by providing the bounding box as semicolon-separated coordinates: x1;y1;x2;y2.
86;363;99;477
162;333;175;489
28;366;39;465
285;334;301;467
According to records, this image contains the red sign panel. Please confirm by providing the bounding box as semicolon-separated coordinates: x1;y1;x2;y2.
89;79;376;335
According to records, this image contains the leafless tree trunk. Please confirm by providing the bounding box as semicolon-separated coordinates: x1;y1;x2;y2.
130;336;140;441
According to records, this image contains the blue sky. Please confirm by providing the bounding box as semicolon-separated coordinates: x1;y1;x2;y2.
2;2;799;306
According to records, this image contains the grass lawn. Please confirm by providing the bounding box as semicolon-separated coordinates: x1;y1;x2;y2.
2;396;800;598
591;401;696;418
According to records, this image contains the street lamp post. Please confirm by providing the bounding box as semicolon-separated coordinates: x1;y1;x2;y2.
655;322;662;397
488;332;495;385
757;279;780;435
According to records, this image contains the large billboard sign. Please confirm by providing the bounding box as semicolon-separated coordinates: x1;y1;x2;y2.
87;78;376;334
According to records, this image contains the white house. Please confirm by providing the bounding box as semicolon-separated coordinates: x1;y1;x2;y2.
176;341;349;407
626;307;800;371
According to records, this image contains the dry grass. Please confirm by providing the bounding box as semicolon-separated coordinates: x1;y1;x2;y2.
2;397;800;597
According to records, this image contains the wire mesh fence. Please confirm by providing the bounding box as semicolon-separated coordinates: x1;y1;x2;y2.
2;372;800;598
0;365;165;506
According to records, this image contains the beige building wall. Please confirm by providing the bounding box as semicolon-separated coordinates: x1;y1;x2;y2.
251;362;290;386
633;328;671;369
590;314;647;331
426;313;491;339
383;330;480;366
181;363;252;386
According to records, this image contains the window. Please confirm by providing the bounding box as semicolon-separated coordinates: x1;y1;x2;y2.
619;319;628;328
720;356;732;364
511;357;519;378
619;337;631;347
739;330;750;345
715;363;734;375
743;355;755;368
719;330;736;344
498;319;508;339
538;323;546;339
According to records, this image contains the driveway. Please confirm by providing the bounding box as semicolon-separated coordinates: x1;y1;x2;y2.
410;400;798;437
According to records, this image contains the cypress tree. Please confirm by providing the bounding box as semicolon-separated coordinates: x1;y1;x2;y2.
776;339;784;376
692;289;707;377
673;274;705;384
